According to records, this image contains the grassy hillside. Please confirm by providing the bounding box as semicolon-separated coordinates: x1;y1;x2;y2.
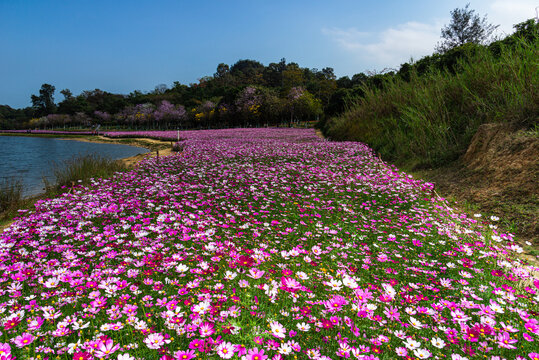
321;22;538;168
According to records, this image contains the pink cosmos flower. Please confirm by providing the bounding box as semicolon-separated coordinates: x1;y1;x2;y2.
13;332;35;348
529;353;539;360
3;318;19;330
325;295;348;313
235;344;248;356
496;331;518;349
188;338;204;350
242;348;268;360
73;352;93;360
462;328;480;342
174;350;196;360
27;317;44;331
122;304;138;315
336;348;350;358
237;255;254;267
450;309;471;322
525;319;539;335
280;277;301;292
246;268;265;279
144;333;165;349
384;306;400;321
199;322;215;337
0;343;11;357
94;338;120;358
216;341;235;359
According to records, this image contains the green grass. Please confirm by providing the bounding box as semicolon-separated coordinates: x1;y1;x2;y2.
45;153;129;191
1;154;130;227
323;39;538;168
0;177;24;214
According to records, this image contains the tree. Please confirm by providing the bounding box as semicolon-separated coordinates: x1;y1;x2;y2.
214;63;230;78
60;89;73;101
436;3;499;53
31;84;56;116
153;84;168;94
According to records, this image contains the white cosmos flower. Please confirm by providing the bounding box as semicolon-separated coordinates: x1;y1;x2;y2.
175;264;189;273
404;337;421;350
413;348;432;359
409;317;424;329
117;354;135;360
44;277;59;288
431;337;446;349
279;342;293;355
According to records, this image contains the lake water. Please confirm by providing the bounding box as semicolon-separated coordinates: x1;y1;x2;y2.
0;136;149;197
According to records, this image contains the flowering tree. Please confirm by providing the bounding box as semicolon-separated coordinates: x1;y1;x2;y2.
117;104;155;129
94;111;111;124
234;86;262;126
153;101;187;128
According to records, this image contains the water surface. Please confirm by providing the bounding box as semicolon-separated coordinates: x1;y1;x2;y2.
0;136;149;196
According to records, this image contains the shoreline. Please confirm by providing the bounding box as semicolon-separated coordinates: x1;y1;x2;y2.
0;135;175;234
58;135;174;166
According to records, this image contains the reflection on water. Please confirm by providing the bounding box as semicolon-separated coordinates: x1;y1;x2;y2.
0;136;149;196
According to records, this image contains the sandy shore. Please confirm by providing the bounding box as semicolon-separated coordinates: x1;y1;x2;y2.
59;135;175;167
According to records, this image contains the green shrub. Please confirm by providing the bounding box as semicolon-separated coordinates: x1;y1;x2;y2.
46;154;128;191
324;38;538;167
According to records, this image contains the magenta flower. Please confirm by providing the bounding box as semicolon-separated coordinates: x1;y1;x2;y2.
198;322;215;337
242;347;268;360
13;332;34;348
174;350;196;360
525;319;539;335
246;268;265;279
3;318;19;331
73;352;93;360
496;331;518;349
237;255;254;267
529;353;539;360
188;338;204;350
0;343;11;357
94;338;120;358
383;306;400;321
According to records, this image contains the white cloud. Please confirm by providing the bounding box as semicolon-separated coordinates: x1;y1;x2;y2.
323;21;443;70
323;0;538;71
487;0;538;35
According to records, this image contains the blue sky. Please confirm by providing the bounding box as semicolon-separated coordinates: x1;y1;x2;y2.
1;0;536;108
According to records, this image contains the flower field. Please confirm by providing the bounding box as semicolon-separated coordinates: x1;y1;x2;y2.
1;128;538;360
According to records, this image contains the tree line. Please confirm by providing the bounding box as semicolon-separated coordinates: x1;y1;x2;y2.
1;5;534;131
1;58;380;130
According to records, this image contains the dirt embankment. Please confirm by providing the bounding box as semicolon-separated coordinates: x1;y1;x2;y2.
417;123;538;247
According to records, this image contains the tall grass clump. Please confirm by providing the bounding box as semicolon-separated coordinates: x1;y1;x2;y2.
45;153;128;191
0;177;23;214
324;34;538;168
